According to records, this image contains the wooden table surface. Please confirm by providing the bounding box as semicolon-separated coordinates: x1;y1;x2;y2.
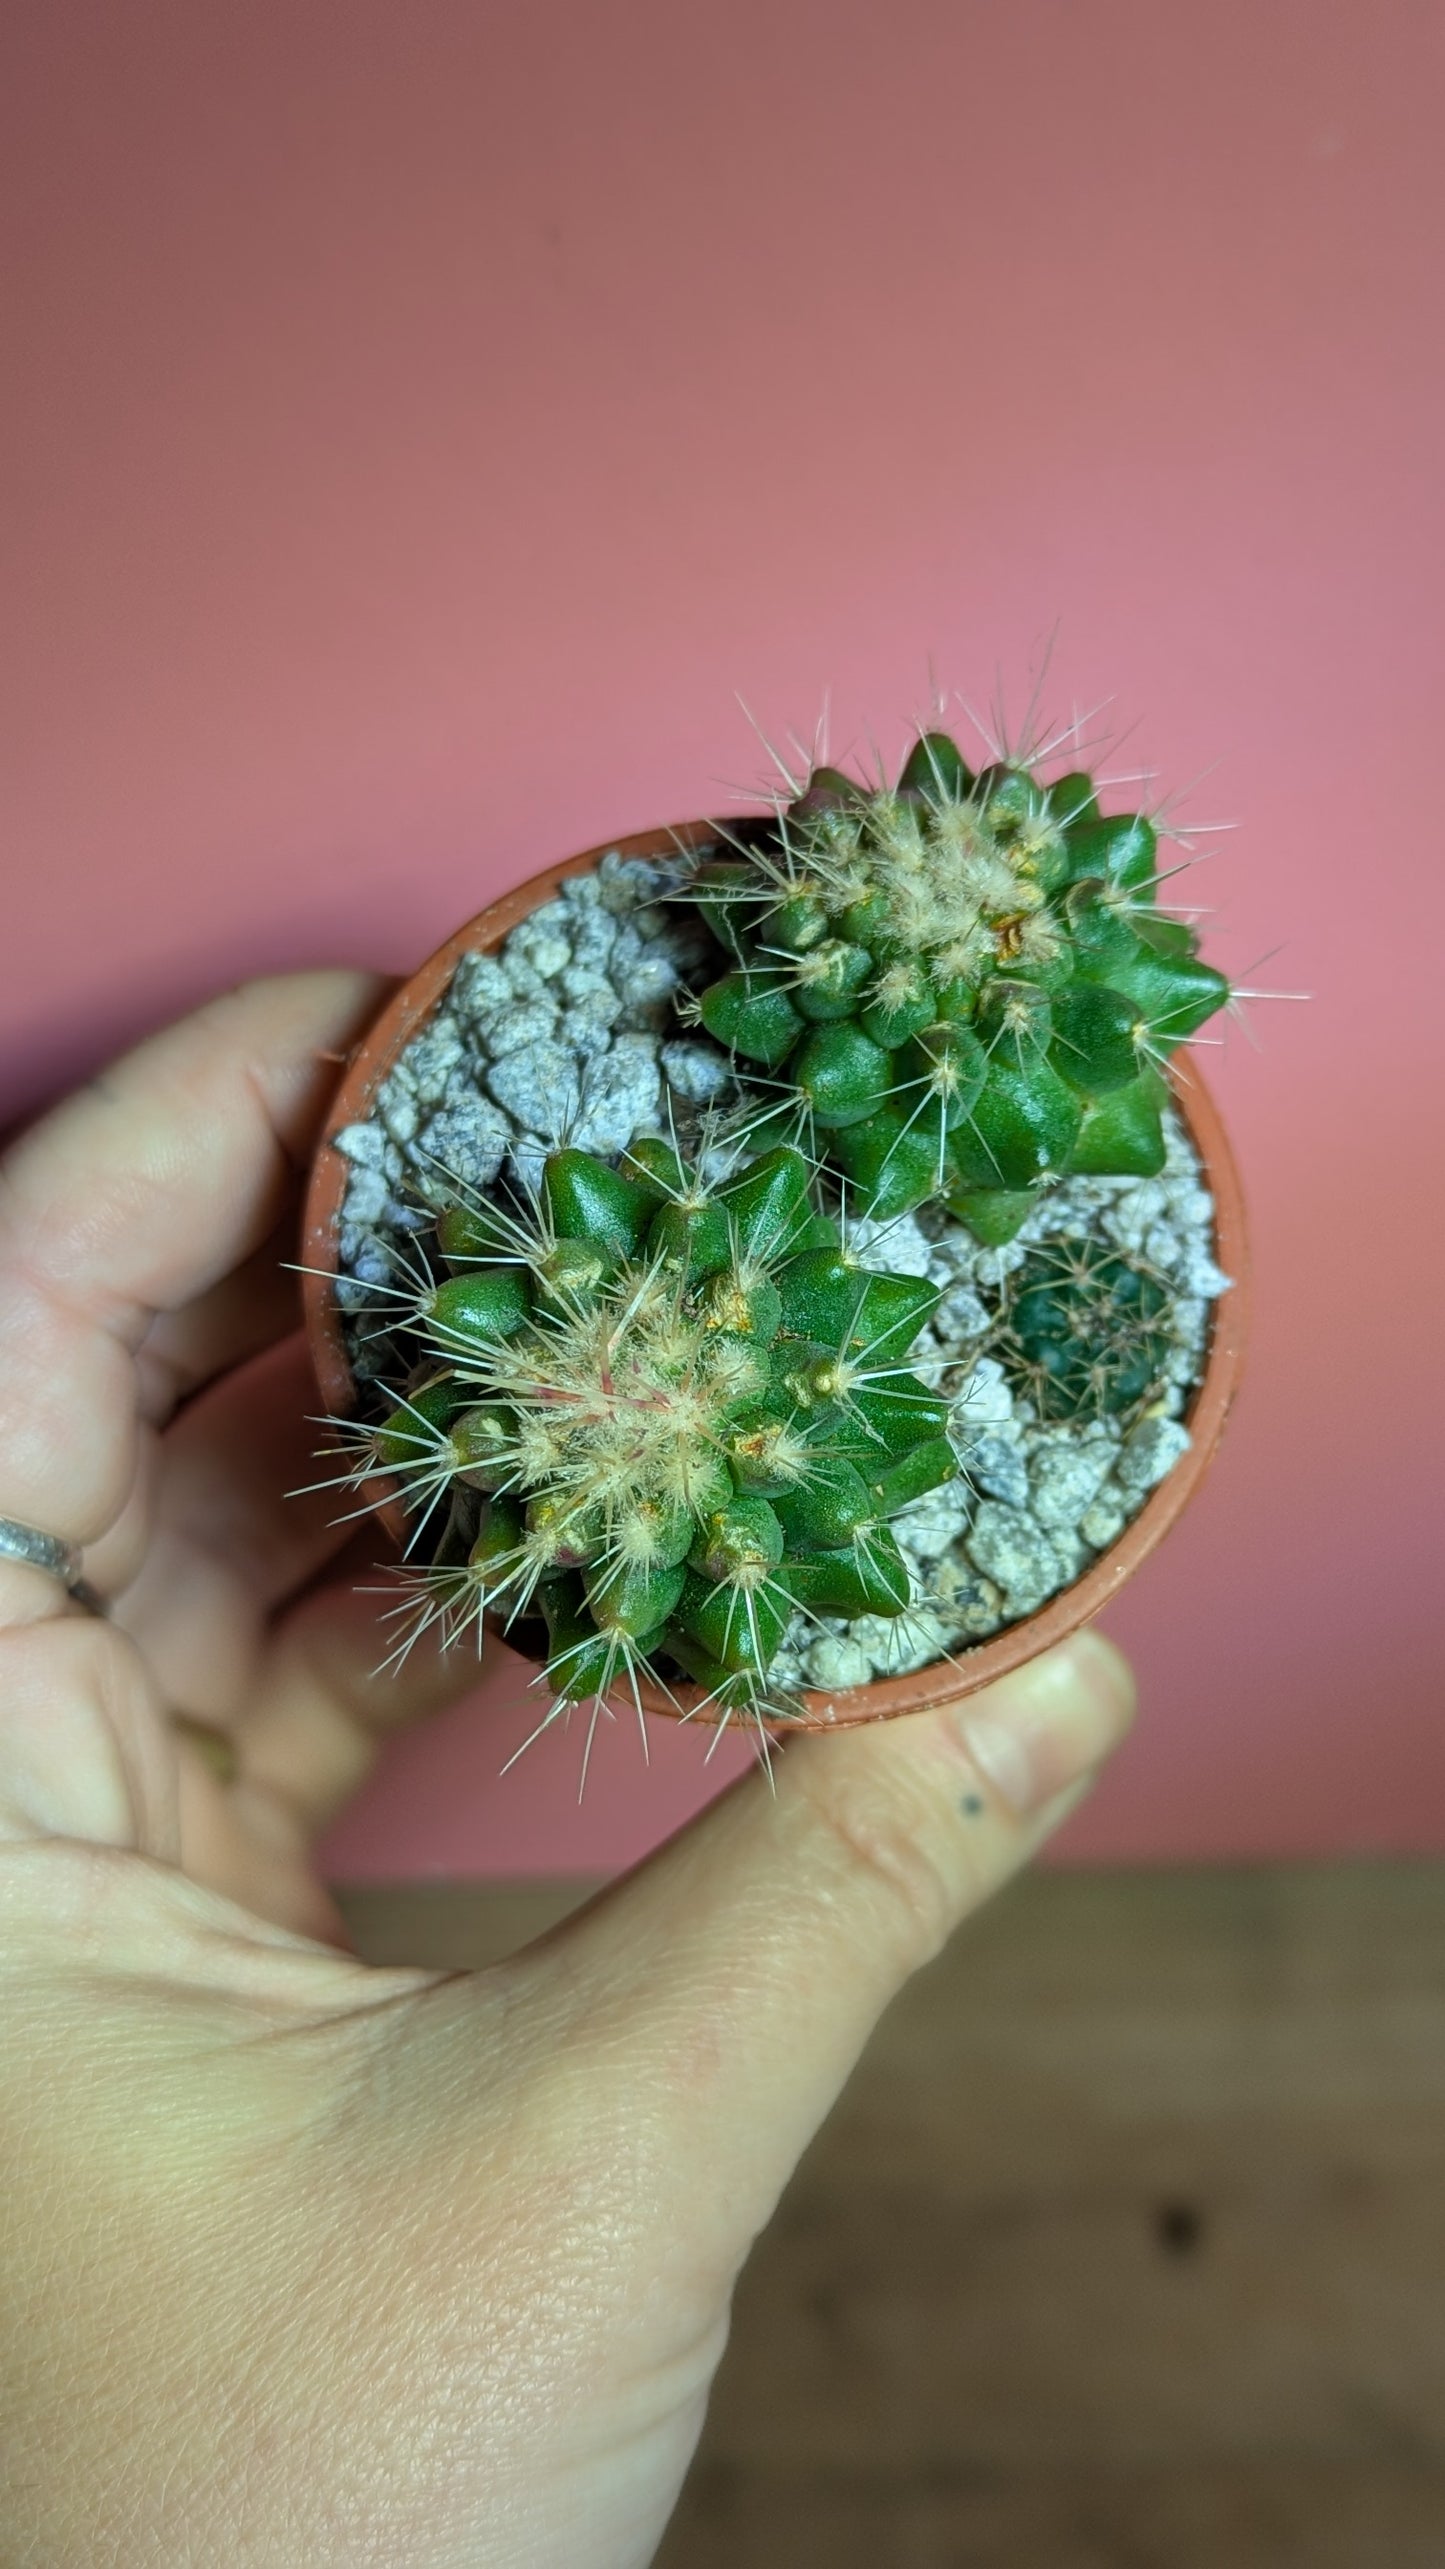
337;1864;1445;2568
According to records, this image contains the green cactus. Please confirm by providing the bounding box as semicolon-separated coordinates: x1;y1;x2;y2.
687;730;1229;1241
341;1140;956;1723
994;1237;1176;1422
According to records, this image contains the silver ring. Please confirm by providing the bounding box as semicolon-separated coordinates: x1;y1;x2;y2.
0;1516;104;1614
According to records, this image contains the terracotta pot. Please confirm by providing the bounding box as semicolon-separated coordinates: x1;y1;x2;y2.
302;825;1248;1731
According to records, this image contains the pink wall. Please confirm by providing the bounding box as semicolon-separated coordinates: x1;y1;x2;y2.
4;1;1442;1875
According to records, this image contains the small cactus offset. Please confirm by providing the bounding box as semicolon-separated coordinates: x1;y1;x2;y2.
347;1140;957;1721
994;1238;1178;1422
688;731;1229;1242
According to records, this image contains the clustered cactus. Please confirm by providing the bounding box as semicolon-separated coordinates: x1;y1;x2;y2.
321;695;1238;1737
690;732;1229;1243
347;1140;955;1722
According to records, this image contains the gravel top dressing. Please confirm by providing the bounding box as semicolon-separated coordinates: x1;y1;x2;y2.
327;849;1231;1713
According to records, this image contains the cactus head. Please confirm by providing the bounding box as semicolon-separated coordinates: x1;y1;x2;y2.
995;1237;1176;1422
344;1140;957;1728
688;728;1229;1239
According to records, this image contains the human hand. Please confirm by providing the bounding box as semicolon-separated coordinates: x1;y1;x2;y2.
0;975;1135;2567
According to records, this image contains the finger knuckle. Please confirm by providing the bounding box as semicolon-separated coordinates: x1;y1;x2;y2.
0;1618;157;1849
790;1762;960;1966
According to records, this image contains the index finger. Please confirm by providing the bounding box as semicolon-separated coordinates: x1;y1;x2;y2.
0;971;382;1558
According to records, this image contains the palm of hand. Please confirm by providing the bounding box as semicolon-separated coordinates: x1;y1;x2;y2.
0;974;1129;2565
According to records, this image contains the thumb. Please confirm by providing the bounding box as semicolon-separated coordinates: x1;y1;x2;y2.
520;1630;1133;2272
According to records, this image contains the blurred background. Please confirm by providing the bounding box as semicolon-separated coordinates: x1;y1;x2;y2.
6;6;1445;2558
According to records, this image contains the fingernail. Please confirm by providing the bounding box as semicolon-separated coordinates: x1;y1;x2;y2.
952;1631;1135;1818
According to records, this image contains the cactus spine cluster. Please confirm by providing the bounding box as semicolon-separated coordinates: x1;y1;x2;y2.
349;1140;955;1720
691;733;1229;1243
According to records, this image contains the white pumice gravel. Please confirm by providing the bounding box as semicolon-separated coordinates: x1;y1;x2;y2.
327;848;1231;1694
330;849;725;1367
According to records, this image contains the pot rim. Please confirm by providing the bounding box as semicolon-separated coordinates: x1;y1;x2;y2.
301;824;1249;1733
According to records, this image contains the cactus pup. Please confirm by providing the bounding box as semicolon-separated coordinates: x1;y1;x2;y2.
994;1237;1180;1423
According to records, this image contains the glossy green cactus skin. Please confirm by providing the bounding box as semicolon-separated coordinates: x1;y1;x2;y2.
368;1142;954;1717
996;1239;1175;1421
691;733;1229;1239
